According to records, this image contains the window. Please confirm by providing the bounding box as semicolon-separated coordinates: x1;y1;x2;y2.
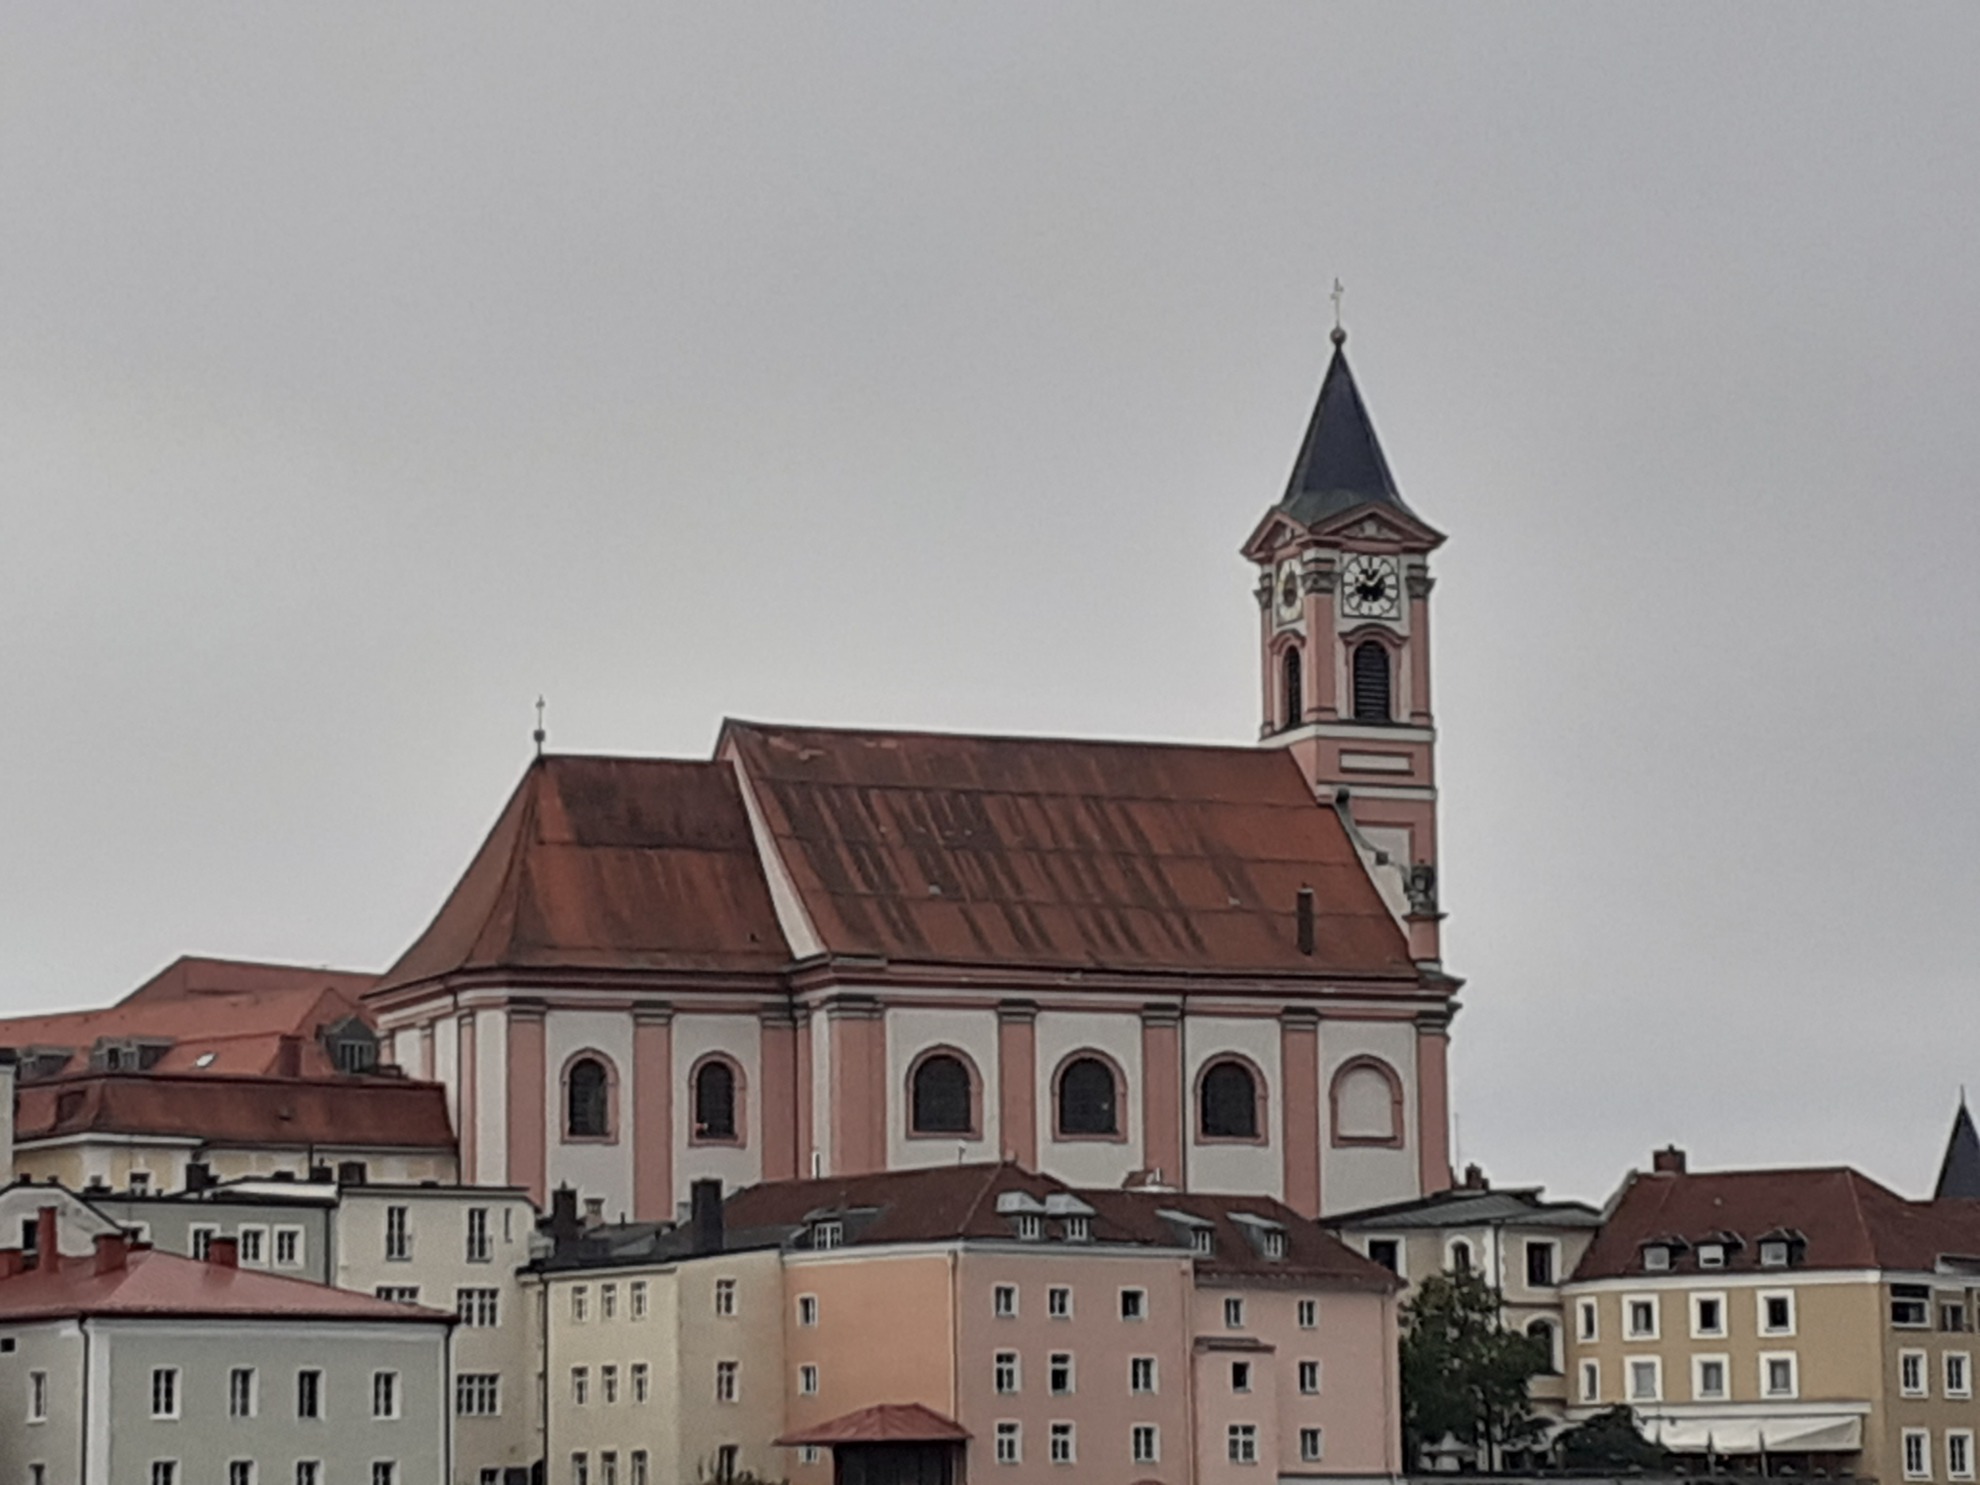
1625;1295;1659;1339
456;1374;500;1416
27;1466;42;1485
1525;1240;1557;1287
601;1283;618;1320
230;1367;257;1418
28;1369;47;1422
457;1287;500;1327
1699;1241;1726;1268
1191;1227;1214;1256
1366;1238;1401;1274
1231;1361;1252;1393
1643;1244;1672;1272
1579;1359;1599;1403
571;1286;590;1322
296;1467;319;1485
1526;1318;1559;1373
466;1207;491;1262
1282;645;1304;729
994;1284;1017;1318
571;1367;590;1406
1897;1284;1934;1328
811;1219;843;1250
799;1364;819;1396
694;1059;738;1141
1299;1359;1321;1394
631;1362;649;1403
910;1053;973;1135
1049;1353;1073;1394
1628;1357;1661;1402
630;1453;648;1485
1300;1428;1325;1463
715;1360;738;1403
798;1293;818;1326
372;1371;400;1420
229;1466;258;1485
1906;1429;1932;1481
1224;1296;1245;1329
151;1367;180;1419
602;1365;619;1404
150;1465;177;1485
1298;1298;1318;1328
1120;1288;1146;1321
1228;1424;1259;1465
566;1056;610;1138
274;1228;302;1268
1064;1215;1091;1243
375;1286;420;1304
1049;1422;1074;1464
191;1226;217;1261
238;1227;266;1266
571;1455;590;1485
1763;1352;1798;1398
1048;1286;1071;1319
1058;1057;1118;1136
994;1352;1019;1394
714;1278;737;1316
1449;1239;1473;1274
599;1455;618;1485
1761;1290;1796;1335
370;1465;396;1485
1947;1302;1973;1333
1131;1356;1157;1393
296;1370;322;1419
714;1448;738;1483
1578;1297;1598;1340
1352;640;1391;721
1760;1239;1791;1268
1952;1430;1975;1482
1131;1425;1159;1464
384;1206;410;1261
1200;1060;1259;1139
1262;1229;1287;1260
1904;1349;1930;1397
1695;1356;1728;1400
1692;1293;1725;1337
1333;1062;1402;1145
1951;1352;1973;1399
1016;1213;1043;1242
995;1422;1020;1465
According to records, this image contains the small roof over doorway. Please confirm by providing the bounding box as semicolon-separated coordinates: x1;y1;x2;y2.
776;1403;970;1447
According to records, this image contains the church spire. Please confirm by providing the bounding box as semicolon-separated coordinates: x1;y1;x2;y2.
1937;1096;1980;1199
1278;336;1416;529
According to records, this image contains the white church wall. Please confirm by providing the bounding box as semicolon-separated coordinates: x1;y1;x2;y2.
1183;1013;1283;1200
1033;1007;1143;1188
672;1011;763;1213
884;1005;1001;1170
544;1008;637;1218
1320;1018;1420;1214
473;1006;508;1187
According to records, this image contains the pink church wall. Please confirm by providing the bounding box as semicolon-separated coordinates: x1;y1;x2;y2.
760;1011;799;1182
1280;1014;1321;1217
506;1005;547;1204
997;1007;1037;1167
631;1007;672;1220
1415;1021;1452;1195
1140;1009;1182;1185
828;1004;886;1175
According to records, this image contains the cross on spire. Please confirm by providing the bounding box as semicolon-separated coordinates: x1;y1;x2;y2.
533;696;547;758
1330;278;1347;346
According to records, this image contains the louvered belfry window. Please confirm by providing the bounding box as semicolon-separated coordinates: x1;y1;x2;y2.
1281;646;1304;730
1352;641;1391;722
911;1054;972;1134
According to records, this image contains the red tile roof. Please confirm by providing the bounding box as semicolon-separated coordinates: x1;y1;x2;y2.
1572;1162;1980;1281
15;1072;456;1151
375;756;792;993
1084;1187;1402;1290
0;1245;449;1325
720;721;1417;979
777;1403;970;1447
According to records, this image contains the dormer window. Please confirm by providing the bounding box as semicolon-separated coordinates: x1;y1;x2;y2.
1016;1214;1043;1242
1643;1244;1672;1272
1063;1216;1091;1243
811;1220;844;1251
1191;1228;1214;1256
1760;1240;1790;1268
1698;1242;1726;1269
1263;1230;1288;1261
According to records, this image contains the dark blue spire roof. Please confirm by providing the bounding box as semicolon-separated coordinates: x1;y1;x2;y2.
1936;1099;1980;1200
1279;337;1418;528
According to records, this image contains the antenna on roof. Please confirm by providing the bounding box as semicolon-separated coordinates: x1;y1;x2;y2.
533;696;547;758
1329;277;1347;347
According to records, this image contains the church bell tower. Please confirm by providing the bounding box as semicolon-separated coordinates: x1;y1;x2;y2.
1241;326;1448;965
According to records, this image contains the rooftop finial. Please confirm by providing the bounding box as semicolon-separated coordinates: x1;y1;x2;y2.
533;696;547;758
1329;277;1347;347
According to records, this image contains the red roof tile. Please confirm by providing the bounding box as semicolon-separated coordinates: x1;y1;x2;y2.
15;1072;456;1151
720;721;1417;979
1083;1188;1402;1290
777;1403;969;1447
0;1245;449;1325
375;756;792;992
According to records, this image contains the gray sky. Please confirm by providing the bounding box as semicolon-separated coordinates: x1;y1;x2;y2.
4;5;1977;1205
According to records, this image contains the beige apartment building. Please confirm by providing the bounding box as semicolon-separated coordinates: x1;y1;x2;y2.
1565;1148;1980;1484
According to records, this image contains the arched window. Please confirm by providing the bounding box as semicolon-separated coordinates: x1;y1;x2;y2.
910;1052;974;1135
1526;1317;1560;1373
694;1059;738;1142
1330;1057;1404;1147
566;1056;610;1139
1281;646;1304;730
1057;1056;1119;1137
1352;640;1391;722
1199;1060;1260;1140
1449;1239;1473;1274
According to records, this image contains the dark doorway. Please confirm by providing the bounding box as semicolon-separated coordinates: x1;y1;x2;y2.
834;1442;959;1485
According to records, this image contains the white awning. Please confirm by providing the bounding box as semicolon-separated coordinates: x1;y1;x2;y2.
1647;1415;1863;1454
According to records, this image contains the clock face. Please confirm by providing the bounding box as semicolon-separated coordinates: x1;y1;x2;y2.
1275;562;1301;621
1341;555;1401;619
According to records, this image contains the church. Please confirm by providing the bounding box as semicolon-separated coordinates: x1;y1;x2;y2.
366;329;1460;1221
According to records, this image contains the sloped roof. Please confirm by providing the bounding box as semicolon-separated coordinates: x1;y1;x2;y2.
777;1402;969;1447
1571;1163;1980;1281
376;756;792;992
0;957;376;1079
1083;1187;1401;1290
1278;340;1419;529
15;1072;456;1151
721;721;1417;979
1328;1186;1603;1231
1938;1103;1980;1200
0;1244;449;1325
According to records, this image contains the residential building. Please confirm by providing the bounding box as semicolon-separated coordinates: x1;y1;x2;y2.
1328;1165;1602;1444
1564;1146;1980;1483
0;1207;452;1485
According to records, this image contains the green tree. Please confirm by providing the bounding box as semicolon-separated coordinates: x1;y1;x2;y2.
1555;1405;1668;1470
1398;1269;1550;1467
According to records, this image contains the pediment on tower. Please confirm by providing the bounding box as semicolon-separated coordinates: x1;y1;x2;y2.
1239;510;1305;562
1307;501;1445;552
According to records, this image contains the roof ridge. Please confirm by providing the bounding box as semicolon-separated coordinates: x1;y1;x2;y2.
721;717;1287;759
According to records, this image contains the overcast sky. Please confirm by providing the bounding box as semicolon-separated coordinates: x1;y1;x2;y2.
3;5;1976;1204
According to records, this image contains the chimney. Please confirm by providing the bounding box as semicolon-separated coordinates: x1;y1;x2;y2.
0;1050;16;1179
1462;1163;1489;1191
1295;888;1316;956
93;1232;130;1275
546;1185;582;1248
689;1179;725;1256
1653;1145;1687;1175
184;1160;213;1193
208;1235;240;1269
33;1206;57;1265
307;1164;332;1184
274;1036;303;1079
